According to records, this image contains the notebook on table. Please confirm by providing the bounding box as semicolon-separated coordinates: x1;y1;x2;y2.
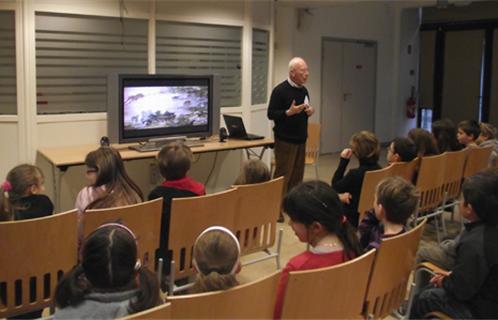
223;114;264;140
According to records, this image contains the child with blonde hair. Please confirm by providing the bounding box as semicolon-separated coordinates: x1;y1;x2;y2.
75;146;143;213
191;226;241;293
477;122;498;167
233;159;271;185
331;131;381;227
0;164;53;222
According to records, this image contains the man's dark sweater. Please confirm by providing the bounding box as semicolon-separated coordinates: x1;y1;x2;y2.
442;221;498;318
331;157;381;227
267;80;309;144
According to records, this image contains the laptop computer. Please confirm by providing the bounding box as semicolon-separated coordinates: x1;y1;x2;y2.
223;114;264;140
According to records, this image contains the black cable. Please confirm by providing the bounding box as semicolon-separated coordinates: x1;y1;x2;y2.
204;152;218;185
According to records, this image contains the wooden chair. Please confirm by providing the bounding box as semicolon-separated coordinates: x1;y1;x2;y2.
363;219;427;319
439;149;468;221
389;158;418;183
232;177;284;269
463;146;493;178
82;198;163;270
357;165;392;224
168;271;280;319
305;122;321;179
167;189;238;294
281;249;376;319
415;154;446;242
0;210;78;318
119;302;171;319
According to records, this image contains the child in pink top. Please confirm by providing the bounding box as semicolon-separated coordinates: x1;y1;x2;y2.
274;180;362;319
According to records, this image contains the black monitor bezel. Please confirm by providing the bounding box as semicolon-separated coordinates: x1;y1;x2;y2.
118;74;214;144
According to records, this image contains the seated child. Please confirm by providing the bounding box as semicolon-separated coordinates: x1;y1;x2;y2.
331;131;381;227
411;168;498;319
233;159;271;185
75;146;143;213
432;119;462;153
53;223;161;319
477;122;498;167
190;226;241;293
274;180;362;319
457;119;480;148
386;137;417;164
0;164;53;221
0;164;54;319
148;142;205;275
408;128;440;157
358;176;419;251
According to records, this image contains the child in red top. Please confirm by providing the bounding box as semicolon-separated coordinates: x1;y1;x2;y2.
274;180;362;319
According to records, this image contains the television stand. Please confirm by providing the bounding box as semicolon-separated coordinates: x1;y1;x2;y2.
129;136;204;152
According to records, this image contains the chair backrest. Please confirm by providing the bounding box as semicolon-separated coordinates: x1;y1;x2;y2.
463;146;493;178
389;158;418;183
281;249;376;319
441;149;468;201
168;271;280;319
0;210;78;318
357;166;392;223
415;154;446;213
232;177;284;255
305;122;321;165
83;198;163;270
168;189;238;280
364;219;427;318
119;302;171;320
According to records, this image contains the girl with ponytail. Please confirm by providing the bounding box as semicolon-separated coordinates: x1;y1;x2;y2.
190;226;241;293
274;180;362;319
54;223;161;319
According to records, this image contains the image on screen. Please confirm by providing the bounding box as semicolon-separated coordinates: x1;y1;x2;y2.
123;86;208;131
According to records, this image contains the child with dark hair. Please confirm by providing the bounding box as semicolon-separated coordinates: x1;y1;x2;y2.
457;119;480;148
274;180;362;319
54;223;161;319
0;164;53;222
411;168;498;319
148;142;205;276
477;122;498;167
432;119;462;153
233;159;271;185
408;128;440;157
358;176;419;251
331;131;381;227
191;226;241;293
386;137;417;164
75;146;143;213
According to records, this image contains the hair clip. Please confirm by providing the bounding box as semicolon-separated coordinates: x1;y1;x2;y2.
341;215;347;224
193;226;240;275
1;180;12;192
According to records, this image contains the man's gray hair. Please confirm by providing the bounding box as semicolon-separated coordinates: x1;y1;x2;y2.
289;57;305;71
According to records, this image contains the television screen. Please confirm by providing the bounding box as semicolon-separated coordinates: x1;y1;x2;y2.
117;75;215;143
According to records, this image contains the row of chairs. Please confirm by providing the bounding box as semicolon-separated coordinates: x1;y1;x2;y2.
0;177;284;318
358;146;493;241
122;219;427;319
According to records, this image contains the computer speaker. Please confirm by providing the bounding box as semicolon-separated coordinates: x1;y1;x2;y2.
219;127;228;142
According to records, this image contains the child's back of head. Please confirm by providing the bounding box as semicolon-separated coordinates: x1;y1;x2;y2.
432;119;461;153
457;120;481;146
191;226;240;293
408;128;440;157
55;223;160;315
375;176;419;225
0;164;49;221
84;147;143;210
283;180;362;259
388;137;417;163
157;142;192;181
233;159;271;185
350;131;380;163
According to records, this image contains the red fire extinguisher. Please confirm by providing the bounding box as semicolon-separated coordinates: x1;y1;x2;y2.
406;86;416;119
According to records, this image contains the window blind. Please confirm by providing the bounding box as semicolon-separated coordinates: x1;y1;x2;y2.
252;28;269;105
0;11;16;115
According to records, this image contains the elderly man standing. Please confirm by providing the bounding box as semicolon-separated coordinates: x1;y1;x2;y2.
268;57;314;221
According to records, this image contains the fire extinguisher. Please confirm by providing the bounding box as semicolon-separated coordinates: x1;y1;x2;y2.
406;86;416;119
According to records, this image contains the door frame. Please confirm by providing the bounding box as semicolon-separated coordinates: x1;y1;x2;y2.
320;37;378;154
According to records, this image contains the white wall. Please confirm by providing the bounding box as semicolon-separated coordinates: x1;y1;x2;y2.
274;2;422;143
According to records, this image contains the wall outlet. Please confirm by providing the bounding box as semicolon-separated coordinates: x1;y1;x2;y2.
149;162;161;185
